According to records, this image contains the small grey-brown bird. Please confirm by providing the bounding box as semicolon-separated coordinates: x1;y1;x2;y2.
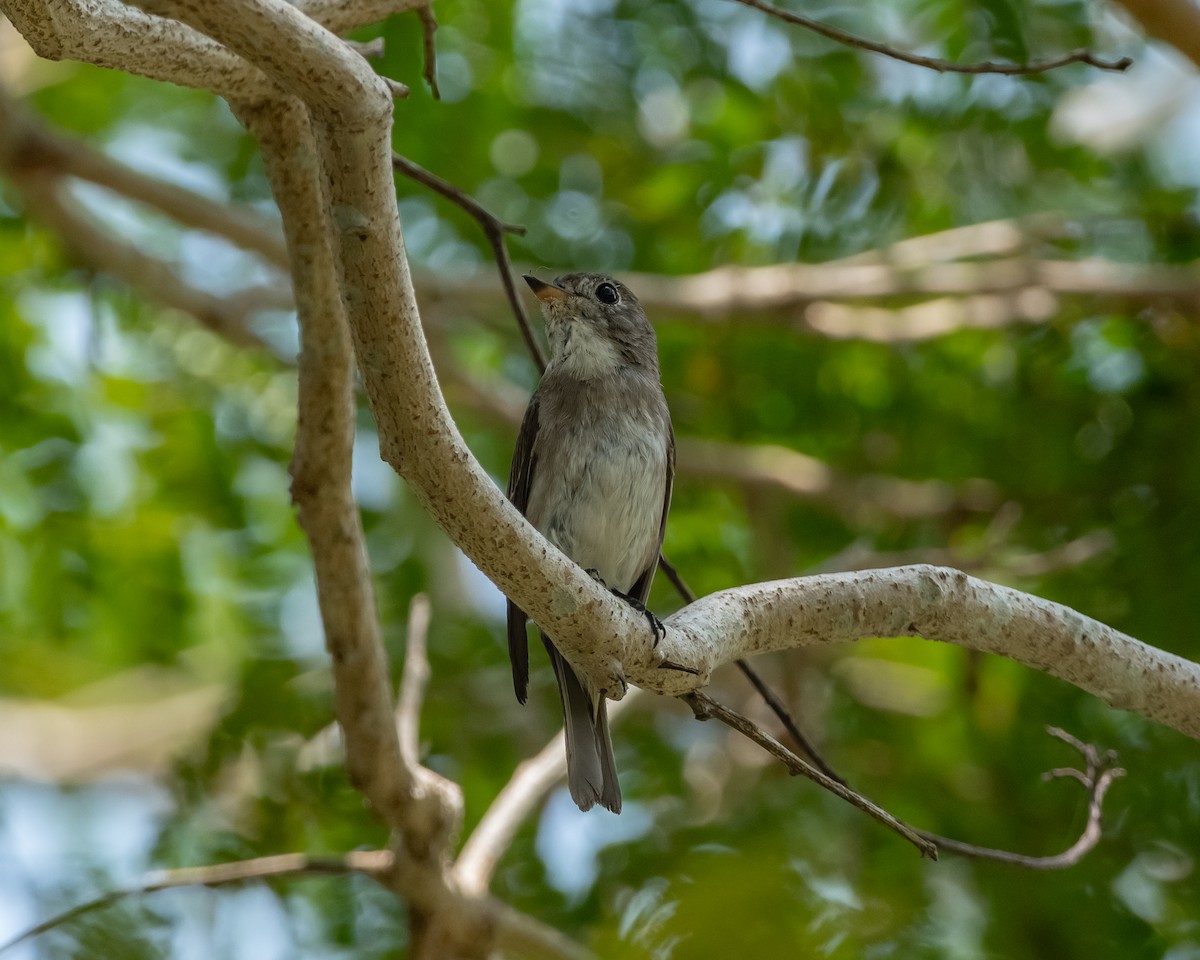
506;273;674;813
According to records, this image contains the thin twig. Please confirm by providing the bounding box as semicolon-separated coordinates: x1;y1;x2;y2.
0;851;393;954
686;691;939;858
914;727;1124;868
733;0;1132;74
418;2;440;99
391;152;545;371
397;594;433;767
658;555;844;783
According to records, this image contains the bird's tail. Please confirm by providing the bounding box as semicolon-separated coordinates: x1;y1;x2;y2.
542;633;621;813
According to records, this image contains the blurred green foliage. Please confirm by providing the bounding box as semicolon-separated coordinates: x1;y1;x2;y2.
2;0;1199;957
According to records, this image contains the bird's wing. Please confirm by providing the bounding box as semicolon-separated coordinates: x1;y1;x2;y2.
627;419;675;606
505;391;541;704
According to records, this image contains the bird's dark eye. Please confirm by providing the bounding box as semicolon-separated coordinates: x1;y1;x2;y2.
595;282;619;304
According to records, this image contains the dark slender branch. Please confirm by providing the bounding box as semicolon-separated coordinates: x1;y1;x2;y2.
390;152;545;371
0;852;393;954
686;691;939;858
658;554;844;783
686;700;1124;872
914;727;1125;868
733;0;1132;75
418;3;440;99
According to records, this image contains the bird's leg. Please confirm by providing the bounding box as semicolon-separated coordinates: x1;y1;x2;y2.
610;588;667;646
586;568;668;646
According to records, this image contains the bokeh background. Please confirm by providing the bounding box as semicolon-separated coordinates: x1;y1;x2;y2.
1;0;1199;956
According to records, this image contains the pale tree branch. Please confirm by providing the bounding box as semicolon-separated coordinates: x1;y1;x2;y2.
455;731;570;896
239;95;426;833
3;0;427;102
397;593;432;767
733;0;1131;74
653;566;1200;743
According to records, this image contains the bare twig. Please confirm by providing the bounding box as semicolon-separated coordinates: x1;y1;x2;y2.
733;0;1132;74
418;2;440;99
915;727;1125;868
656;556;843;783
397;594;432;767
0;851;393;954
686;691;939;858
688;695;1123;870
391;152;544;370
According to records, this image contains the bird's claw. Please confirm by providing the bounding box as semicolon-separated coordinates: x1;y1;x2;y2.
611;589;666;646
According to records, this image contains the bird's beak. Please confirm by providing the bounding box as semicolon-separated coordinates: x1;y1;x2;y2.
524;275;569;302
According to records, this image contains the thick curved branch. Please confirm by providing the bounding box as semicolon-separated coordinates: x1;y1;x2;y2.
653;566;1200;741
3;0;425;102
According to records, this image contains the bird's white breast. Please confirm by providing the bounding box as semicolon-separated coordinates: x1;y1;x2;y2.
527;412;666;594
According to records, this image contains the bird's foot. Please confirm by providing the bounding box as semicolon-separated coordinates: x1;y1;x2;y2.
585;568;607;587
612;589;666;646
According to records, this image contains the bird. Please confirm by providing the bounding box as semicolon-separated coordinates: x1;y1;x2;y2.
506;272;675;813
